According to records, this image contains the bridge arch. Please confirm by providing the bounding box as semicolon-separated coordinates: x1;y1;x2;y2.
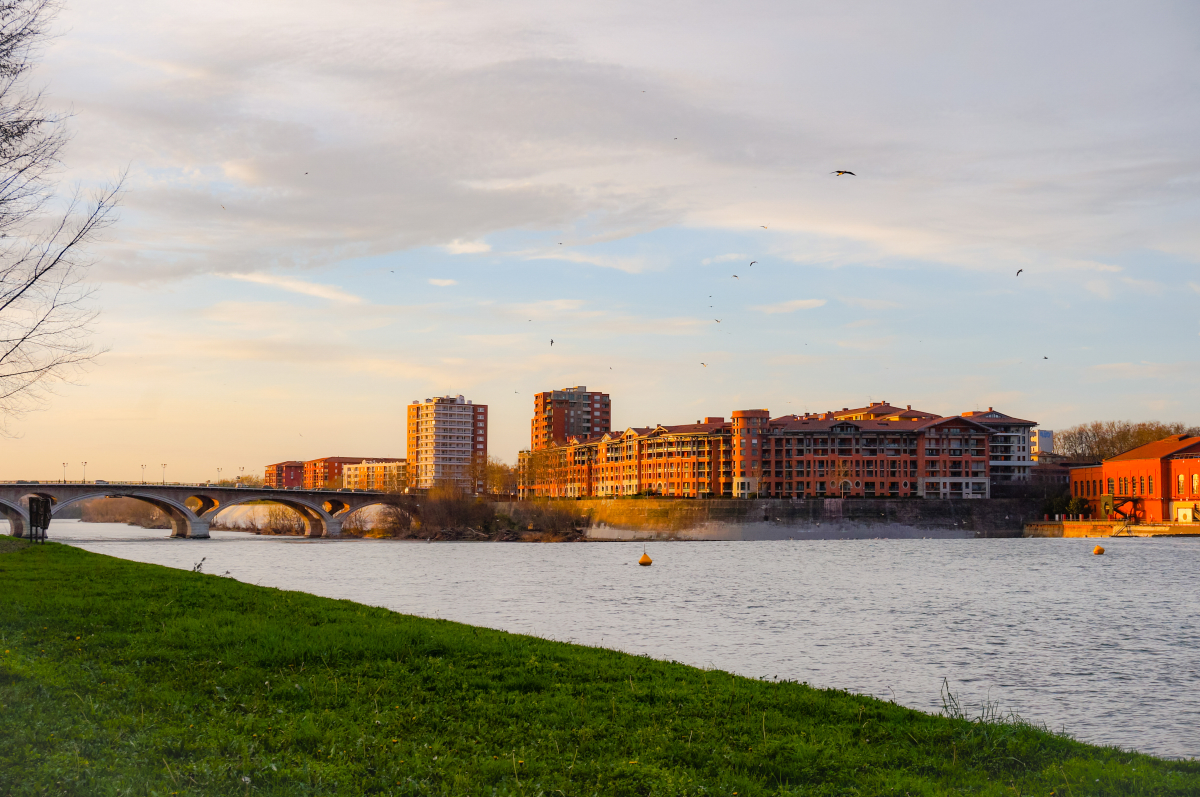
48;491;203;539
338;500;420;534
0;496;28;537
200;494;340;537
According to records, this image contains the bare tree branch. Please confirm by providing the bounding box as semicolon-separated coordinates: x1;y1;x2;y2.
0;0;122;431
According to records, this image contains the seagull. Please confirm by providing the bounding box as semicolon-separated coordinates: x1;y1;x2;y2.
732;275;739;279
760;225;768;229
714;319;721;323
831;170;855;176
550;339;554;346
1043;356;1048;359
701;363;707;367
221;205;225;210
749;261;756;267
1016;269;1023;276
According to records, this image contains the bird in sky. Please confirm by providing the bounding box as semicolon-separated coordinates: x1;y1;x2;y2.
831;170;855;176
550;339;554;346
714;319;721;323
749;261;756;267
732;275;739;279
220;205;225;210
701;363;707;367
1043;356;1048;359
760;225;768;229
1016;269;1023;276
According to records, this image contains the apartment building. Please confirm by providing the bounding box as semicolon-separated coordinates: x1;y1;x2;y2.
407;395;489;492
342;460;408;492
960;408;1037;484
531;386;611;450
1070;434;1200;523
303;456;402;490
264;461;303;489
1031;428;1054;461
521;402;1033;500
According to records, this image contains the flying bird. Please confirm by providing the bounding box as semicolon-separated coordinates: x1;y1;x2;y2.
714;319;721;323
831;170;855;176
760;225;768;229
732;275;739;279
1043;356;1048;359
1016;269;1023;276
550;339;554;346
701;363;707;367
749;261;756;267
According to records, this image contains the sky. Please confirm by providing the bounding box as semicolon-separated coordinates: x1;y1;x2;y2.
2;0;1199;482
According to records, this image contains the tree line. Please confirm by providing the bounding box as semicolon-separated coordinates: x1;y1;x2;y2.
1054;420;1200;461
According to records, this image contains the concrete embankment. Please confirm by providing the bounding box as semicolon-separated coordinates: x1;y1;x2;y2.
494;498;1035;541
1025;520;1200;538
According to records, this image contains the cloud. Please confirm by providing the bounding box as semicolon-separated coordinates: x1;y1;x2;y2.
529;249;657;274
444;240;491;254
840;297;900;310
429;278;457;286
220;273;362;303
701;253;748;265
751;299;826;314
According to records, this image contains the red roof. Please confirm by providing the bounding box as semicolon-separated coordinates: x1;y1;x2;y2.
960;409;1037;425
1106;435;1200;462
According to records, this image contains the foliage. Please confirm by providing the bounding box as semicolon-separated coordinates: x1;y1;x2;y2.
0;0;122;427
2;543;1198;796
78;496;169;529
1055;420;1200;461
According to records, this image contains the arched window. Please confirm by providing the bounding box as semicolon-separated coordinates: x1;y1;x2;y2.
1149;476;1154;495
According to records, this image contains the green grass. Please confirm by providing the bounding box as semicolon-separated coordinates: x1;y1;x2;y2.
0;543;1196;796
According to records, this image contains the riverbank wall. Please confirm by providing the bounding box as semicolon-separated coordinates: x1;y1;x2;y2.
493;498;1035;540
1024;520;1200;538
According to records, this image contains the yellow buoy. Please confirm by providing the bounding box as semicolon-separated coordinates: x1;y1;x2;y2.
639;545;652;566
1093;545;1105;555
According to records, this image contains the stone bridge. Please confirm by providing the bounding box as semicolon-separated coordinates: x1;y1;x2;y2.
0;483;422;539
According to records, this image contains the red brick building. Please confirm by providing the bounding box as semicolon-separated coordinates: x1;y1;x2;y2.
521;403;1000;500
264;461;304;489
1070;434;1200;523
531;386;611;451
303;456;403;490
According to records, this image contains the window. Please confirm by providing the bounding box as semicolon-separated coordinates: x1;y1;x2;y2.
1195;474;1199;494
1107;478;1114;494
1139;476;1145;495
1181;474;1186;496
1148;475;1154;495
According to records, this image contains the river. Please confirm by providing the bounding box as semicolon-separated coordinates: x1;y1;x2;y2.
21;519;1200;759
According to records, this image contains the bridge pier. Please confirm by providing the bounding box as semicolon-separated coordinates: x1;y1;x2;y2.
0;504;28;538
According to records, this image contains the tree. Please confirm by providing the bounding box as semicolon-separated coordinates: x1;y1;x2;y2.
485;455;517;495
1055;420;1200;461
0;0;122;429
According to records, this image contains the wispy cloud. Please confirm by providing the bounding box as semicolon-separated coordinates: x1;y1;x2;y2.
701;253;748;265
751;299;826;314
444;240;491;254
530;250;656;274
221;273;362;304
840;297;899;310
429;278;457;286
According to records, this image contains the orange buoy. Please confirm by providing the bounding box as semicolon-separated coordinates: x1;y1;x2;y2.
639;545;652;566
1093;545;1105;555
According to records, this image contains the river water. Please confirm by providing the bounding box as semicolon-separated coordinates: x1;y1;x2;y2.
21;520;1200;759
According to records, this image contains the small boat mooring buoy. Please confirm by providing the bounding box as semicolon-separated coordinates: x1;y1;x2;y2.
639;544;652;566
1093;545;1105;555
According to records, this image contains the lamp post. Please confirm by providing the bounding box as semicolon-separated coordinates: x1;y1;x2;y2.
81;462;87;484
161;463;167;485
141;464;146;484
62;462;67;483
216;467;222;486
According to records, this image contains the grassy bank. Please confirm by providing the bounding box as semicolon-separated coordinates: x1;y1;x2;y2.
0;542;1195;796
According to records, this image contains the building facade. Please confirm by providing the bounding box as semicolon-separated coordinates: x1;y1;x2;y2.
1070;434;1200;523
264;461;304;489
1031;429;1054;461
531;386;611;451
407;395;489;492
303;456;402;490
960;408;1037;484
342;460;408;492
521;403;1004;500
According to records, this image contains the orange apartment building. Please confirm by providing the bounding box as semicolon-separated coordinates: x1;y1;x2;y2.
1070;434;1200;523
407;395;489;492
302;456;403;490
531;386;611;450
521;401;1010;500
264;461;304;489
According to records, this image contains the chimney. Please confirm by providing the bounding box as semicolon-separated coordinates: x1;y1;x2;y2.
907;405;911;410
988;407;993;411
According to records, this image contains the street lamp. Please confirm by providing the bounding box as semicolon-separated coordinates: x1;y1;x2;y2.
141;464;146;484
216;467;222;485
81;462;87;484
161;463;167;485
62;462;67;483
